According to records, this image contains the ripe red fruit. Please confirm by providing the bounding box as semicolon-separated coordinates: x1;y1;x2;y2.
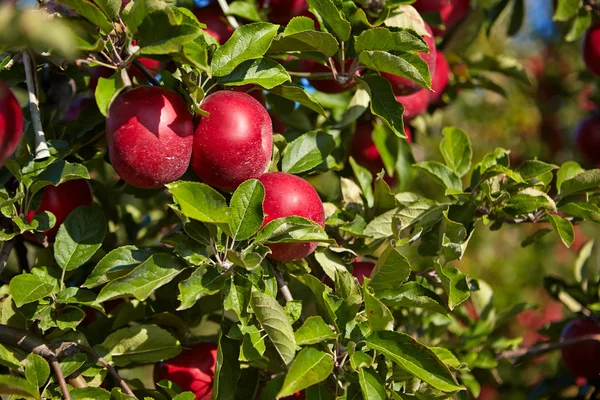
262;0;308;24
128;58;166;82
413;0;470;36
583;22;600;77
396;89;430;120
575;113;600;165
192;91;273;190
560;319;600;378
258;172;325;261
106;86;194;189
155;342;217;400
429;52;450;105
352;262;374;285
230;84;266;106
27;180;93;241
194;6;233;44
0;81;24;167
382;24;437;96
300;59;356;94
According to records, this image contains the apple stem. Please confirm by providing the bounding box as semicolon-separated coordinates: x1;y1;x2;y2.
500;333;600;360
274;269;305;323
22;51;50;161
327;57;339;82
216;0;240;30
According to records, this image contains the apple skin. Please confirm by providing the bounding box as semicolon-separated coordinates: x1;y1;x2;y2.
262;0;308;24
193;6;233;44
257;172;325;262
382;24;436;96
300;59;356;94
106;86;194;189
352;262;374;285
230;84;266;106
27;180;93;241
413;0;470;36
429;52;450;105
128;58;166;82
155;342;217;400
0;81;24;168
396;89;430;120
560;319;600;378
583;22;600;77
192;91;273;191
575;113;600;165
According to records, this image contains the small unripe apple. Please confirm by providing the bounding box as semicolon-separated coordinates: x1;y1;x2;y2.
300;59;356;94
0;81;23;167
27;180;93;241
575;113;600;165
258;172;325;261
194;6;233;44
396;89;430;120
155;342;217;400
262;0;308;24
382;24;436;96
560;319;600;378
106;86;194;189
192;91;272;190
583;22;600;77
352;262;374;285
413;0;470;36
429;52;450;105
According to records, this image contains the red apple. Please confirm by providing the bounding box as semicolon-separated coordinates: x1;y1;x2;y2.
271;112;287;133
413;0;470;36
230;84;266;106
429;52;449;105
352;262;374;285
193;6;233;44
257;172;325;261
560;319;600;378
155;342;217;400
262;0;308;24
382;23;437;96
396;89;430;120
128;58;166;82
300;59;356;94
583;21;600;77
192;91;273;190
106;86;194;189
575;113;600;165
27;180;94;241
477;384;498;400
0;81;23;167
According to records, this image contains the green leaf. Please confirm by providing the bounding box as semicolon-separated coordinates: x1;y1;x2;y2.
384;5;430;36
557;161;584;192
515;160;558;181
29;162;89;198
211;22;279;76
96;73;125;117
359;75;406;138
58;353;87;379
433;262;470;310
554;0;580;21
254;216;331;245
284;300;303;324
363;281;394;333
9;273;54;307
227;0;263;21
294;316;337;345
0;375;41;400
359;51;431;89
566;7;591;42
282;131;336;174
430;348;462;370
269;26;339;56
369;246;411;299
365;331;462;392
70;387;111;400
54;206;106;271
83;246;152;289
386;281;447;315
99;325;181;367
306;0;351;40
560;201;600;222
137;9;202;55
250;291;296;365
167;181;229;224
0;344;22;371
277;348;334;398
559;169;600;197
65;18;104;52
55;287;101;311
224;275;252;324
269;83;327;116
218;58;291;89
439;127;472;178
172;393;195;400
212;329;241;400
547;214;575;248
415;161;462;192
229;179;265;241
57;0;113;33
349;157;375;209
358;367;387;400
24;354;49;388
96;254;187;303
177;265;227;310
505;189;556;214
355;27;428;53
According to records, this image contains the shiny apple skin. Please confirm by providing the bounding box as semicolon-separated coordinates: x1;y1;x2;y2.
429;52;450;105
193;6;233;44
106;86;194;189
560;319;600;378
155;342;218;400
583;21;600;77
192;91;273;191
413;0;470;36
27;180;94;241
575;113;600;165
0;81;24;167
396;89;430;120
300;59;356;94
258;172;325;261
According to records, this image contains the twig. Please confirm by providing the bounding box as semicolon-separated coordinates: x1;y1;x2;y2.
22;52;50;160
215;0;240;30
274;269;294;303
68;374;88;388
0;238;15;276
50;360;70;399
500;333;600;360
76;345;136;397
132;59;161;86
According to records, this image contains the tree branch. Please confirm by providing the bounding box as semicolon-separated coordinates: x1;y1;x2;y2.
132;59;161;86
274;269;294;303
22;51;50;161
499;334;600;360
75;345;136;397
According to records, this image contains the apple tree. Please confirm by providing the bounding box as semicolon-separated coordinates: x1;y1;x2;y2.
0;0;599;399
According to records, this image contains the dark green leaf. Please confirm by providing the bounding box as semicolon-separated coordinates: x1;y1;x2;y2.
363;281;394;333
355;27;428;53
9;273;54;307
277;348;334;397
218;58;291;89
358;367;387;400
359;51;430;89
269;83;327;116
306;0;351;40
415;161;462;192
212;329;241;400
559;169;600;197
57;0;113;33
255;216;331;244
369;246;411;298
433;262;469;310
547;214;575;248
177;265;227;310
137;9;202;55
515;160;558;181
167;181;229;225
294;316;337;345
70;387;111;400
83;246;152;289
282;131;336;174
269;27;339;56
0;375;40;400
349;157;375;209
229;179;265;241
359;75;406;138
24;354;49;388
